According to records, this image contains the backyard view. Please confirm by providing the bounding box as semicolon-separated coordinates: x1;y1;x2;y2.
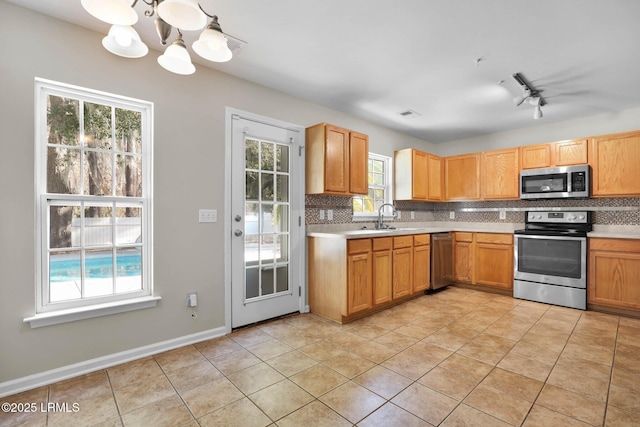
46;94;144;302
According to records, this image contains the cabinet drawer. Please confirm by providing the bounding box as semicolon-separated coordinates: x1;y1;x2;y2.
590;238;640;253
476;233;513;245
413;234;431;246
394;235;413;248
455;232;473;242
372;237;393;251
348;238;371;254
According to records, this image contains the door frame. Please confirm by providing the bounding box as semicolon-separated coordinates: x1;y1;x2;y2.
224;107;308;333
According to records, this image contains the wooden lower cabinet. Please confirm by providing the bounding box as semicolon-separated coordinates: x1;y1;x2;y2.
372;237;393;306
347;248;372;315
393;236;414;299
475;233;513;290
589;238;640;313
454;232;514;291
454;233;474;283
308;233;429;324
413;234;431;292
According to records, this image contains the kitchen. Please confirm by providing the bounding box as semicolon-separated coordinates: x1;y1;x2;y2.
2;0;640;425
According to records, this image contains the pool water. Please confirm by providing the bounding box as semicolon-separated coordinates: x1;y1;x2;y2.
50;254;141;282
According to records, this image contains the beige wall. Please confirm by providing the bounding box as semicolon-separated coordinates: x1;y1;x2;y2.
0;1;431;384
433;107;640;157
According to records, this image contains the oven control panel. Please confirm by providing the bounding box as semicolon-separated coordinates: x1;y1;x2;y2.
526;211;591;224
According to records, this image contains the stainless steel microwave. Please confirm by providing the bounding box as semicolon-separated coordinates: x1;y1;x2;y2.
520;164;590;199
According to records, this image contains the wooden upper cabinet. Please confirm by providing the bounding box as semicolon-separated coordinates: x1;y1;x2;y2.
305;123;368;195
394;149;443;201
445;153;481;200
482;147;520;200
394;149;427;200
591;131;640;197
427;154;444;201
555;139;588;166
521;139;588;169
521;143;552;169
349;131;369;194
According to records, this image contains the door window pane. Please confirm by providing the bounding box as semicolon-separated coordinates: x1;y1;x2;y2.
261;267;274;296
245;139;259;169
246;268;259;299
276;175;289;202
276;266;288;292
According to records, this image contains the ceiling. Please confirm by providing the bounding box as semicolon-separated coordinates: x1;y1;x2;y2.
8;0;640;143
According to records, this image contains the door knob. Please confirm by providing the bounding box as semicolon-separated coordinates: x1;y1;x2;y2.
234;229;243;237
235;215;242;222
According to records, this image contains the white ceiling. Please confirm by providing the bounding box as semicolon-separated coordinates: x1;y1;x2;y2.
9;0;640;143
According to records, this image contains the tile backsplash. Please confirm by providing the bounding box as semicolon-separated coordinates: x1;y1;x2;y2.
305;195;640;226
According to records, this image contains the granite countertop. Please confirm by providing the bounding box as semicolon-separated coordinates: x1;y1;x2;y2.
307;222;640;240
306;222;523;239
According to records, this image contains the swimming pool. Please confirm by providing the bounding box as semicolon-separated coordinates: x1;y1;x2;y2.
50;254;141;282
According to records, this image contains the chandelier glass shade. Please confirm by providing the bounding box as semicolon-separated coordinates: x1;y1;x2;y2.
81;0;235;75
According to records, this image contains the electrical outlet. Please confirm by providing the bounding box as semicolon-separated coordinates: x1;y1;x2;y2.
199;209;217;223
450;211;455;220
327;209;334;221
396;210;401;220
411;211;415;220
319;210;325;220
499;210;506;220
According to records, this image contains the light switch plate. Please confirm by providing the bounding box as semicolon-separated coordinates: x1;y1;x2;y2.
450;211;455;220
499;210;506;220
319;210;325;220
411;211;415;220
199;209;217;223
397;210;402;220
327;210;334;221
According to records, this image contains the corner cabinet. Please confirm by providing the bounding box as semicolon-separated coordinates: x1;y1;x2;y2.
308;233;429;324
445;153;481;200
589;238;640;314
394;149;443;201
305;123;369;195
590;131;640;197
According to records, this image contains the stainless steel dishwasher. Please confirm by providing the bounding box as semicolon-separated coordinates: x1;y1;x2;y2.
431;232;453;290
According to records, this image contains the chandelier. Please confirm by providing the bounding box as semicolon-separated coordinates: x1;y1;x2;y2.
81;0;244;75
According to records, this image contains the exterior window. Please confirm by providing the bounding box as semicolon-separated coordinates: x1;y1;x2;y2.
35;79;153;313
352;153;393;217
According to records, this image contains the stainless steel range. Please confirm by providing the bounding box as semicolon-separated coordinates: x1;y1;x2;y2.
514;211;592;310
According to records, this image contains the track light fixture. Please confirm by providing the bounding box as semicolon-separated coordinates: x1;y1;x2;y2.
81;0;245;75
512;73;546;119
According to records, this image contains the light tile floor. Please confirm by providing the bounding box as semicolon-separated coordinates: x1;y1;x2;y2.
3;287;640;426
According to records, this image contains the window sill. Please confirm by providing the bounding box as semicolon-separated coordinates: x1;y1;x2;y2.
23;296;161;328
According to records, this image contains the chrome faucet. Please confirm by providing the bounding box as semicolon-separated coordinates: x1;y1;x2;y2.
376;203;397;229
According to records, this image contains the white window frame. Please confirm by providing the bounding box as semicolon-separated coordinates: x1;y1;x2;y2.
352;152;394;220
27;79;157;327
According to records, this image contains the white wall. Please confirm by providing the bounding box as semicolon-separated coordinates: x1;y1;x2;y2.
0;1;432;385
433;107;640;156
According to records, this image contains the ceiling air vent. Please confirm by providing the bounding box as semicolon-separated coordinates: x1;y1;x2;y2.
399;109;422;118
225;34;248;54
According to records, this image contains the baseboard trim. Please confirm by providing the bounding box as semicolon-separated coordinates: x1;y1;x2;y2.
0;326;226;398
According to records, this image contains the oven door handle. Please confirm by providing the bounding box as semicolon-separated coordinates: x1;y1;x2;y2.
514;234;586;242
